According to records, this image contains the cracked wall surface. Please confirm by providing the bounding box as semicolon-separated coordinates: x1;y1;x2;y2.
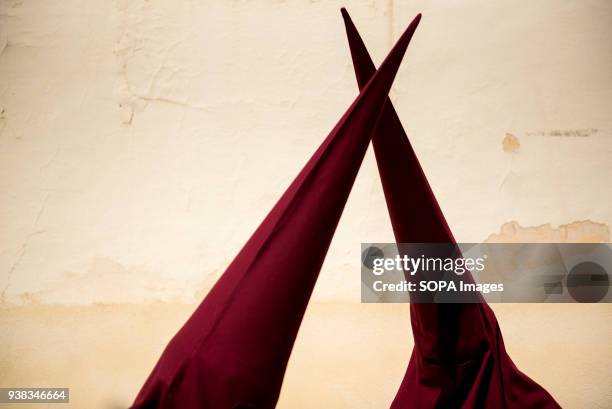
0;0;611;408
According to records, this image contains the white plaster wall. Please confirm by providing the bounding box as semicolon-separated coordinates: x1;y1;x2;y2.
0;1;611;408
1;0;611;305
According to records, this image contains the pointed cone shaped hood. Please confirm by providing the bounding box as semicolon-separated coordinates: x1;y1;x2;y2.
342;8;560;409
131;16;420;409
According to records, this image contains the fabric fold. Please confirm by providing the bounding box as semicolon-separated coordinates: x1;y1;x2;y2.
131;14;422;409
341;8;560;409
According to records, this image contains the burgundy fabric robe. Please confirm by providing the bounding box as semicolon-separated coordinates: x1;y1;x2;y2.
131;15;422;409
341;8;560;409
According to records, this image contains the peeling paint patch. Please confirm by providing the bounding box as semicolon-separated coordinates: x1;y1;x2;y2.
486;220;611;243
1;255;214;306
526;129;598;137
502;133;520;153
119;102;133;125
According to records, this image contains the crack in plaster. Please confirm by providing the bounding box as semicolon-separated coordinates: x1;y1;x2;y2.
1;193;49;303
1;229;46;304
113;4;210;124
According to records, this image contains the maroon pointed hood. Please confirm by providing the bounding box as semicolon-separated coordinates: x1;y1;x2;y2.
131;15;421;409
342;8;560;409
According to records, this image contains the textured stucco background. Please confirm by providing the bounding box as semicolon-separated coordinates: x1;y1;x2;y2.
0;0;611;408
